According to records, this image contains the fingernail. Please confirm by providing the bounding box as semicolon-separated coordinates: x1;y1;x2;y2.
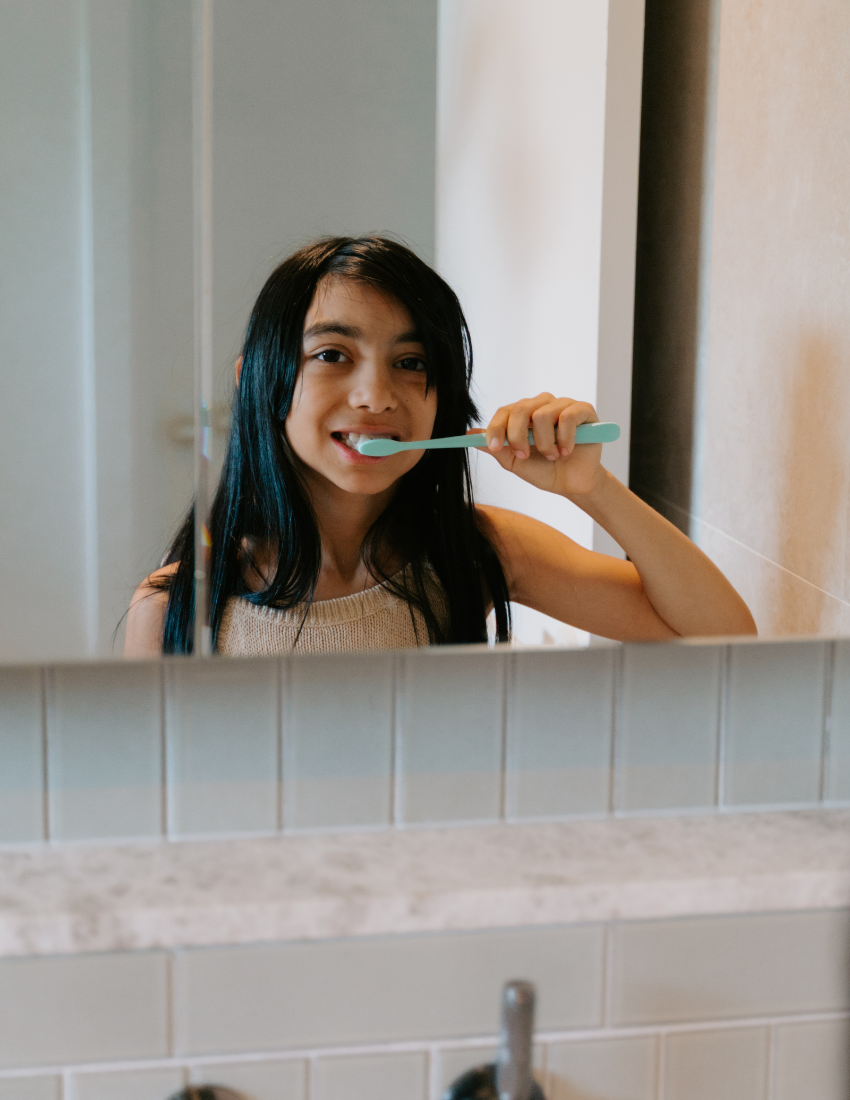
547;454;557;461
489;437;501;451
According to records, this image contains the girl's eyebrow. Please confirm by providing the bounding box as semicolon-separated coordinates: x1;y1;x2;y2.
303;322;361;340
303;322;423;344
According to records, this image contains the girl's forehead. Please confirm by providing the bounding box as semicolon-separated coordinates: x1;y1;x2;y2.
304;276;415;335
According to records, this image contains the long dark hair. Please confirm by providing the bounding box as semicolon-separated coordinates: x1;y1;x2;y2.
156;235;511;653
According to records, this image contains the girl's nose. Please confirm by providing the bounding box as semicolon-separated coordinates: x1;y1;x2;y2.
349;363;397;411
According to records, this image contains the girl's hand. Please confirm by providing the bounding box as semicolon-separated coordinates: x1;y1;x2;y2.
481;393;605;497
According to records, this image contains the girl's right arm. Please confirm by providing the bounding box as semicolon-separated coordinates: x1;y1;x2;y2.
124;564;177;658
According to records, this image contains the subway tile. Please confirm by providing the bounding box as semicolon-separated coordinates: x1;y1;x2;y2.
47;663;162;841
283;654;392;829
189;1059;306;1100
827;640;850;800
545;1035;657;1100
166;658;279;836
311;1052;427;1100
610;909;850;1026
398;650;504;823
438;1044;546;1094
176;925;604;1055
774;1018;850;1100
73;1067;185;1100
616;644;720;811
0;667;44;843
0;1079;60;1100
506;649;613;818
724;640;826;805
0;950;169;1069
438;1046;497;1093
663;1027;768;1100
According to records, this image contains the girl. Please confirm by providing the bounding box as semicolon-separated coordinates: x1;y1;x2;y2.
125;236;755;656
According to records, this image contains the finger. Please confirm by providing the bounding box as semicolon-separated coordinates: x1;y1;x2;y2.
530;403;561;461
486;407;512;453
556;401;597;456
506;405;535;458
556;404;580;456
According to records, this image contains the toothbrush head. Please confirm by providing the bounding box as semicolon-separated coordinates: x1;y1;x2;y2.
357;437;403;457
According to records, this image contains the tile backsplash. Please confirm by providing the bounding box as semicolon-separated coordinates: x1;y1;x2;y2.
1;909;847;1099
0;637;847;848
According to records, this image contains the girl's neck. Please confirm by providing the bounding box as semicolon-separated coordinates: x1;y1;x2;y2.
243;471;401;601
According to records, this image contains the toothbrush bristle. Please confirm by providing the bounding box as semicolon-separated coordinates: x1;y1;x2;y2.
357;437;398;456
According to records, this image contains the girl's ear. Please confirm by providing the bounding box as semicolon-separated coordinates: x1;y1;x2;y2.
235;356;243;386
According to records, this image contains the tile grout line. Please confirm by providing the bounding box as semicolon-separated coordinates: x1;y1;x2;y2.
169;948;186;1063
40;666;51;843
278;656;288;832
655;1032;666;1100
163;664;176;841
305;1053;314;1100
716;645;730;807
159;662;168;839
608;648;623;815
765;1022;777;1100
427;1044;441;1100
389;653;399;827
8;1011;850;1084
601;921;616;1028
499;651;511;821
819;641;835;803
392;654;405;827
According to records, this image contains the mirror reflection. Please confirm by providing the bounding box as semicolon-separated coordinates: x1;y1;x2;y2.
2;0;847;664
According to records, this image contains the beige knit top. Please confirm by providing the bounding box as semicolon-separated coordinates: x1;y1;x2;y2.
217;571;447;657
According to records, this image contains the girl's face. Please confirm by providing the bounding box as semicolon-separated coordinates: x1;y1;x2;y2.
286;277;438;496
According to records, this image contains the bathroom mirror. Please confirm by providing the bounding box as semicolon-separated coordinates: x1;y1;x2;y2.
1;0;847;664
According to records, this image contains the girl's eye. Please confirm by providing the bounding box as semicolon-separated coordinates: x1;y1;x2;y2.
314;348;348;363
396;356;427;373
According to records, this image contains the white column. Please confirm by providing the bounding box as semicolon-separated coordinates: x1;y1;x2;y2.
436;0;644;643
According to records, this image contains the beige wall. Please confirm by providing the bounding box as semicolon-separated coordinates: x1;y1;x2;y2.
632;0;850;637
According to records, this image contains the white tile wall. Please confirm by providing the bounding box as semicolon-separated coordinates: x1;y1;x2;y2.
546;1035;657;1100
283;654;393;830
0;667;44;844
610;910;850;1026
663;1027;769;1100
0;951;170;1069
773;1017;850;1100
73;1067;186;1100
724;641;827;806
47;663;163;841
311;1051;428;1100
174;925;604;1055
616;644;721;812
0;1079;60;1100
507;649;613;818
0;911;847;1099
0;636;844;846
165;659;279;837
828;639;850;801
397;650;505;824
189;1059;306;1100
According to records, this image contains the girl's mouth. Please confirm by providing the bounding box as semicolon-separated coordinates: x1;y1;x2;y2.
332;431;398;452
331;431;399;463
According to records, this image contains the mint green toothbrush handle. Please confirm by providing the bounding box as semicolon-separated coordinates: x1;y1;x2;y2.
466;421;620;447
358;421;620;456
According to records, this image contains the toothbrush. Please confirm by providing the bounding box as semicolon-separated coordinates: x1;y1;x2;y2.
357;421;620;457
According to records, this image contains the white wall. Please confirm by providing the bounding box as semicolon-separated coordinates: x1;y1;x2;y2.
436;0;645;643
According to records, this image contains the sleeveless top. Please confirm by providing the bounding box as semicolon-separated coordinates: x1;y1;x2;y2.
217;570;447;657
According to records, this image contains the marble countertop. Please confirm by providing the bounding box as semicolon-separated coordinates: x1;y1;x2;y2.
1;810;849;957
